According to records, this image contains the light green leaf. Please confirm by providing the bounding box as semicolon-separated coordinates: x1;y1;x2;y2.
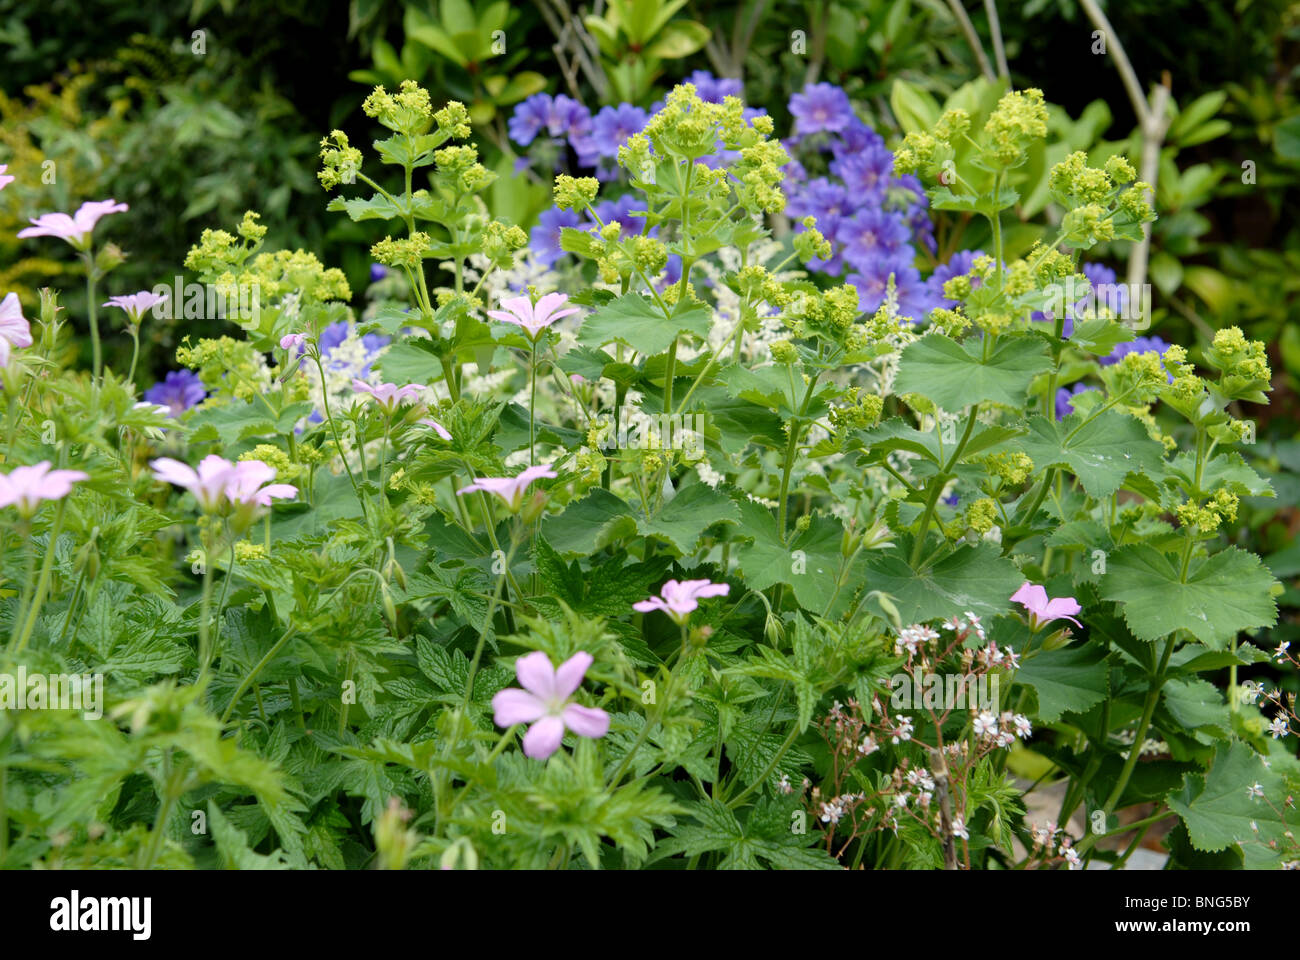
1014;642;1109;722
1013;411;1164;499
861;541;1023;623
640;483;740;553
578;294;711;356
894;334;1051;410
1099;545;1279;647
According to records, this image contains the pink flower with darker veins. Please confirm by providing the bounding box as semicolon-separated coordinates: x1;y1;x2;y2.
458;464;557;511
0;293;33;367
103;291;168;324
352;379;423;414
492;650;610;760
1010;581;1082;630
18;199;129;250
487;292;580;339
633;578;730;625
151;455;296;513
0;462;90;516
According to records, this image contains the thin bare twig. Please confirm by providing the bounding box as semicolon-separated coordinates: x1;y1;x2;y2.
946;0;996;82
983;0;1009;80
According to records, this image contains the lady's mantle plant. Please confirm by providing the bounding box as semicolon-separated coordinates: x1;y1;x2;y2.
0;79;1292;871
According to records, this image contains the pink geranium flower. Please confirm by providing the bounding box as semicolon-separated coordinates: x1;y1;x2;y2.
224;460;298;507
0;165;13;192
0;462;89;517
18;199;129;250
457;464;557;511
152;455;237;512
419;417;451;441
0;293;33;367
633;578;730;625
103;291;168;323
1010;582;1082;630
487;292;580;339
151;455;296;513
352;379;423;414
280;333;307;351
492;650;610;760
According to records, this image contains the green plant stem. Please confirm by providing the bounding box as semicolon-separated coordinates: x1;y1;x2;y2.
910;405;979;567
220;620;297;725
83;254;101;380
726;722;800;809
12;500;69;654
313;354;370;523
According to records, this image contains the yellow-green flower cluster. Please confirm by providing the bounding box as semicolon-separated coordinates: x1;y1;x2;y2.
554;175;599;211
176;336;266;398
363;80;434;134
829;387;884;431
434;101;472;139
243;249;351;303
480;221;528;268
1176;489;1239;534
372;233;432;269
318;130;362;190
982;88;1048;166
926;307;971;337
794;216;832;263
434;145;494;193
1205;326;1272;400
983;451;1035;486
964;498;998;535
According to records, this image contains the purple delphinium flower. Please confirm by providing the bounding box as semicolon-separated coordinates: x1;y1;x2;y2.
144;370;206;417
529;205;583;267
585;103;649;161
370;264;388;283
588;194;651;239
837;209;910;273
789;83;856;137
1054;382;1097;420
847;262;924;315
685;70;742;103
547;94;592;141
509;93;553;146
830;143;894;199
926;249;986;309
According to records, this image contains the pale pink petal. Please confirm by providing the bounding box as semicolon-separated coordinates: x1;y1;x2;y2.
553;651;593;699
492;688;547;726
514;650;557;699
150;457;199;488
561;703;610;739
1010;582;1048;615
522;715;566;760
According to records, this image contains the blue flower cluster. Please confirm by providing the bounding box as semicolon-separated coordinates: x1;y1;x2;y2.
783;82;941;317
144;369;206;417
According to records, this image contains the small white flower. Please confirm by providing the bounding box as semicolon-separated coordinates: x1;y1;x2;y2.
1269;715;1290;739
951;817;969;840
973;711;998;737
1063;847;1082;870
1248;782;1265;800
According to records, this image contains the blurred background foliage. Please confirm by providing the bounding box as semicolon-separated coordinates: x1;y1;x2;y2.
1;0;1296;599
